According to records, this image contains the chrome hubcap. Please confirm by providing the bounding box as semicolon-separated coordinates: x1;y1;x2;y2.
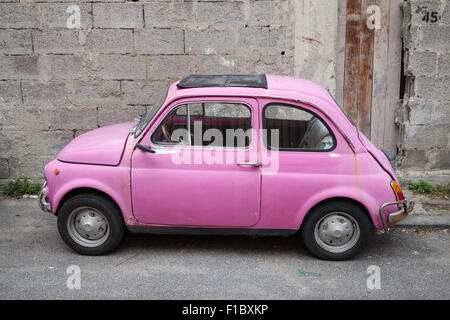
314;212;360;253
67;207;109;248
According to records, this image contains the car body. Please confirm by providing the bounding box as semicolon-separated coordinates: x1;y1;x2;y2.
39;74;414;260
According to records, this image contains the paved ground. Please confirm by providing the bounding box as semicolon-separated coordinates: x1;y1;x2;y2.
0;199;449;299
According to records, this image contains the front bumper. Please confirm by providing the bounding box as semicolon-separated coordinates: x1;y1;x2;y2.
38;181;52;213
379;199;414;232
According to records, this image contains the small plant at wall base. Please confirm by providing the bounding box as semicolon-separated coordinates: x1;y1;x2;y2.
2;178;42;197
408;180;450;198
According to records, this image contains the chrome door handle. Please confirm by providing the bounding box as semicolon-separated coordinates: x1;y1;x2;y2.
237;162;261;167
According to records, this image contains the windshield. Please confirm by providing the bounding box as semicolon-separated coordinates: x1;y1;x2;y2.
134;87;169;138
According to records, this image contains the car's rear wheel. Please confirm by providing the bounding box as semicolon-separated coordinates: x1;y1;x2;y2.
57;194;125;255
300;201;372;260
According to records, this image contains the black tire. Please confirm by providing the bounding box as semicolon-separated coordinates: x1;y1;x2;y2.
57;193;125;255
300;201;372;261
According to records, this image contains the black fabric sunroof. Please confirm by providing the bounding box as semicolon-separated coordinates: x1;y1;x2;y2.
177;74;268;89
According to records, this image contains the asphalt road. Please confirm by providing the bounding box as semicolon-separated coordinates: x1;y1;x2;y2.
1;199;449;299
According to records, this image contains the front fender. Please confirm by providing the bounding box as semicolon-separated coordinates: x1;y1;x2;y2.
45;161;134;224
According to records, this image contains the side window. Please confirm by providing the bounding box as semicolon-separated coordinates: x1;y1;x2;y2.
263;104;335;151
152;105;189;145
190;102;252;148
152;102;252;148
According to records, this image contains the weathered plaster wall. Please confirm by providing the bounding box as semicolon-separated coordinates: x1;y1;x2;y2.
398;0;450;182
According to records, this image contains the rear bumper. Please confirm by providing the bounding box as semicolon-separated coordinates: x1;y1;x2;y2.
378;199;414;232
38;181;52;213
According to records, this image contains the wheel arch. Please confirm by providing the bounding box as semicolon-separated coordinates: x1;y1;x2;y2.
299;196;374;231
56;187;122;217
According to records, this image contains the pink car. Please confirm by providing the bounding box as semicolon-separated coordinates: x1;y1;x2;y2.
38;75;414;260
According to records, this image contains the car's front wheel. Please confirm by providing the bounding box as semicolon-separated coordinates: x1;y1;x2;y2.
300;201;372;260
57;194;125;255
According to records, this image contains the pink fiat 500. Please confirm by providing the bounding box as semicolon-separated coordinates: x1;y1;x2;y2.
38;75;414;260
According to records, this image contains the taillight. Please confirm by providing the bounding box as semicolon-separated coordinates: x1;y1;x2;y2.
390;181;405;201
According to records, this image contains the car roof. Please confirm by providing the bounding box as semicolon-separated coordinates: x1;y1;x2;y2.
162;74;364;153
168;74;335;106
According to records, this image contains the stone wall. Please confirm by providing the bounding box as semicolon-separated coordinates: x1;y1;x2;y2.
399;0;450;182
0;0;295;183
0;0;449;185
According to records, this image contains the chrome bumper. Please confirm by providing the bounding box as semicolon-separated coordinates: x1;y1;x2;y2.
38;181;52;213
378;199;414;232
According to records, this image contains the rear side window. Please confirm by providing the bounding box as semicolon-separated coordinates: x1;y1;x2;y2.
263;104;336;151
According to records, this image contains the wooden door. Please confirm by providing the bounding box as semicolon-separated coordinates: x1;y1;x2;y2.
340;0;403;153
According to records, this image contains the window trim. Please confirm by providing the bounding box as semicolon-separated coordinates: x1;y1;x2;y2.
151;104;190;146
150;100;254;150
262;102;337;152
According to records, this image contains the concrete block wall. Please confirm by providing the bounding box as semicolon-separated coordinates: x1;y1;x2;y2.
0;0;295;183
400;0;450;175
1;0;448;185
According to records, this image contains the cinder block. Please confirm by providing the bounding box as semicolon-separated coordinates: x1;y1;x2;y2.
0;4;39;28
144;2;193;28
404;124;448;149
33;30;82;54
0;56;39;80
406;50;437;76
48;55;89;80
121;80;170;105
195;54;238;74
1;129;73;160
408;101;433;125
238;27;284;48
48;106;98;130
22;81;72;106
428;150;450;170
414;77;450;101
85;29;132;54
438;53;450;76
0;81;22;106
93;3;144;28
8;155;55;179
185;30;234;54
402;149;428;169
73;81;122;106
0;104;50;131
98;105;146;127
135;29;184;54
431;101;450;125
419;26;450;52
409;0;442;25
41;3;92;29
196;1;243;25
147;55;193;80
0;30;32;54
98;55;146;80
247;0;271;27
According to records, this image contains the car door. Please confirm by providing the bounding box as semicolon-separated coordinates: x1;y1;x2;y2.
131;97;261;227
258;99;347;228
